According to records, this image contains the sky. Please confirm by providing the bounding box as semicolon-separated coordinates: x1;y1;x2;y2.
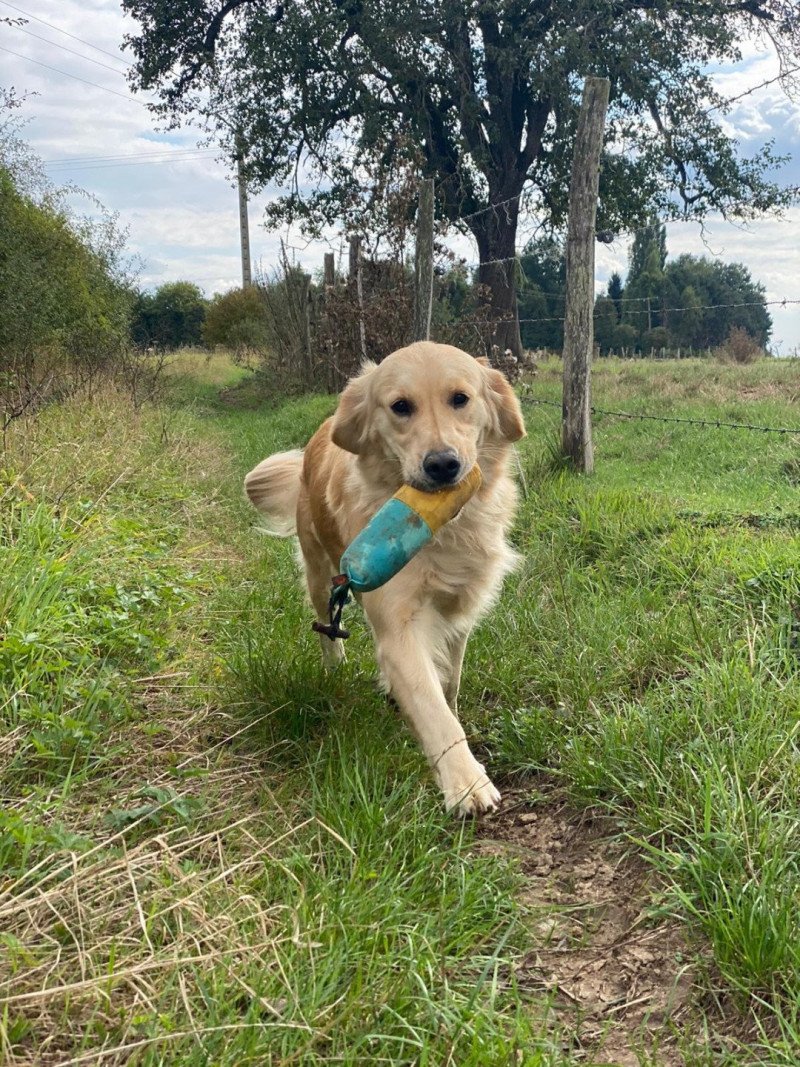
2;0;800;353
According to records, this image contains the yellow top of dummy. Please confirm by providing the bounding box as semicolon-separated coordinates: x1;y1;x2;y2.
393;464;482;534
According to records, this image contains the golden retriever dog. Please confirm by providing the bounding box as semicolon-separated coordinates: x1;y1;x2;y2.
244;342;525;815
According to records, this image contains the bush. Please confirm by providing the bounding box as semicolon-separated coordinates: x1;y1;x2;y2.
715;326;765;364
251;258;413;394
611;324;639;352
641;326;671;352
0;166;132;428
203;286;270;357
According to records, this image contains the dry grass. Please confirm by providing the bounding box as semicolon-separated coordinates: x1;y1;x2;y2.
531;353;800;407
0;803;323;1065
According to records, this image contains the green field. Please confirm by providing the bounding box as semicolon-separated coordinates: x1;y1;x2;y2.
1;352;799;1065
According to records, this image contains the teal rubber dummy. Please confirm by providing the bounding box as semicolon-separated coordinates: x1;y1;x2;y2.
339;465;482;593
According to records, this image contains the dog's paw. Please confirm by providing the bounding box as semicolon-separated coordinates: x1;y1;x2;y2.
441;761;501;817
319;635;346;670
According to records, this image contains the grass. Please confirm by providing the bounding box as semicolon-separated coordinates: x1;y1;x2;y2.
1;349;799;1063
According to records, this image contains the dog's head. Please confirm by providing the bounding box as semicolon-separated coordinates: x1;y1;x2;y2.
331;342;525;490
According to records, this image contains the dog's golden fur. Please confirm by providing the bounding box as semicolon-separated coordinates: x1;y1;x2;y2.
245;341;525;814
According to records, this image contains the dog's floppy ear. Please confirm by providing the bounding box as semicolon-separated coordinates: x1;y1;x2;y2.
330;362;376;454
482;364;526;442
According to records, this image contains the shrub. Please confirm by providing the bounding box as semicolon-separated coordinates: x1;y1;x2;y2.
0;166;133;434
715;326;765;364
203;286;270;357
641;326;671;352
612;323;638;352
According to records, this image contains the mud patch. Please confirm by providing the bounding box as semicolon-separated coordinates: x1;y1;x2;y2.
475;784;699;1065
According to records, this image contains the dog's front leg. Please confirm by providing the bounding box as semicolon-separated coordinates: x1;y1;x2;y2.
369;605;500;815
442;630;469;712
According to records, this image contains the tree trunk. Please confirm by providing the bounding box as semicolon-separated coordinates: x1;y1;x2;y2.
471;199;523;367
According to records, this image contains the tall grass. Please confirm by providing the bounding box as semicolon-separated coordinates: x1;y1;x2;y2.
0;366;555;1064
1;353;799;1063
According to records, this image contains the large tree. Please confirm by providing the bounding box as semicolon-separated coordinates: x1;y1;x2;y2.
123;0;799;361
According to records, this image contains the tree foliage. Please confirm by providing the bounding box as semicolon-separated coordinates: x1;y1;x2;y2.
123;0;799;359
516;228;771;353
516;236;566;351
131;282;208;350
596;228;771;352
203;286;271;355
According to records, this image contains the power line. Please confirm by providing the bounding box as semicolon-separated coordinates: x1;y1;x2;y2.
46;157;217;174
0;0;132;68
44;152;220;173
10;24;134;77
43;148;217;166
0;44;151;107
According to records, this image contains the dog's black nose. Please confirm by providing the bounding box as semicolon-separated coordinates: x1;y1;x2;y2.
422;450;461;486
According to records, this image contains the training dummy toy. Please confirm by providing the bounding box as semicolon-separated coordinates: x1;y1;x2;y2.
313;464;482;640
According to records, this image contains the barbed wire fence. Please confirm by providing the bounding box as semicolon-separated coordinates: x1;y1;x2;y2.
272;79;798;458
518;393;800;437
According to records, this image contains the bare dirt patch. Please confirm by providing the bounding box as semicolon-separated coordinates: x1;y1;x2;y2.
475;784;702;1066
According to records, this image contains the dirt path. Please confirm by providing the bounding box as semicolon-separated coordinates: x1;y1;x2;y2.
475;784;705;1066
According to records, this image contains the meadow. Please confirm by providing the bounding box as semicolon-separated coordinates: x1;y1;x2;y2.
1;352;798;1065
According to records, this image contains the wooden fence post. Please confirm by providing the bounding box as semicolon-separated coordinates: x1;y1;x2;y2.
349;236;368;364
323;252;335;289
320;252;337;392
303;273;315;385
413;178;435;342
562;76;610;474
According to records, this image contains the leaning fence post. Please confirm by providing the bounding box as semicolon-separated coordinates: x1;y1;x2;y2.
561;76;610;474
413;178;435;342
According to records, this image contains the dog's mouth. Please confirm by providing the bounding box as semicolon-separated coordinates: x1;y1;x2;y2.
406;476;446;494
406;469;468;494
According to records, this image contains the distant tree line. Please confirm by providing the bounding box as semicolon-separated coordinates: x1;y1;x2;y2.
517;221;771;354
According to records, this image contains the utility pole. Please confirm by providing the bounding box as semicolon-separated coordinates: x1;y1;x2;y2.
561;76;610;474
413;178;435;342
235;133;252;288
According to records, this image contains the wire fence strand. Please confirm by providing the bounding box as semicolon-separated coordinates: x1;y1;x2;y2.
485;298;800;328
520;395;800;436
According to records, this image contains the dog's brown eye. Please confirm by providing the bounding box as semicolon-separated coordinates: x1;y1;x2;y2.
390;398;413;416
451;392;469;408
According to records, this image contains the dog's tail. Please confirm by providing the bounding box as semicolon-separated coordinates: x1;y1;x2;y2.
244;450;304;536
